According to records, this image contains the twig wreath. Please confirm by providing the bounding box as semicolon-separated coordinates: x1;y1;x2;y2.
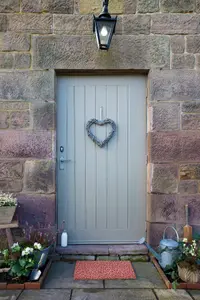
86;118;117;148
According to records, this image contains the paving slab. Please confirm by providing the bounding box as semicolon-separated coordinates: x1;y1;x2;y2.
109;245;148;255
105;262;165;289
188;291;200;300
56;245;109;255
96;256;119;261
18;290;71;300
43;261;103;289
71;289;156;300
154;289;192;300
0;290;22;300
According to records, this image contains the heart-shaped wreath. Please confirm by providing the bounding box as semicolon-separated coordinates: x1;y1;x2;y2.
86;118;117;148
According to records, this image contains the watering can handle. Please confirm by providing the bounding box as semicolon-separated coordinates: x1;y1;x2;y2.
163;226;179;242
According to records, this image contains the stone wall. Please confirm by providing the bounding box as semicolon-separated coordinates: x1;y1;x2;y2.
1;0;200;245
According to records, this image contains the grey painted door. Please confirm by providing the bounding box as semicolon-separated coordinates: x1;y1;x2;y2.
57;76;146;244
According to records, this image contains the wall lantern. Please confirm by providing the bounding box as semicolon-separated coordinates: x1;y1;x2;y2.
93;0;117;50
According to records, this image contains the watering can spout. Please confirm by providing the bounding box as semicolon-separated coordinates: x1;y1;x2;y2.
139;237;161;261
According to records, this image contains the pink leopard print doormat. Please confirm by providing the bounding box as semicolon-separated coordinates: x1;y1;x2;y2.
74;261;136;280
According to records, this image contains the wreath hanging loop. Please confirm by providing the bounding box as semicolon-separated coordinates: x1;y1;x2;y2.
86;118;117;148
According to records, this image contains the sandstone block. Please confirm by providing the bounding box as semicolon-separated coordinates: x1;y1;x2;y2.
180;164;200;180
0;102;29;110
54;15;92;35
13;53;31;69
24;160;55;193
197;0;200;13
177;195;200;225
137;0;159;12
149;132;181;162
182;113;200;130
150;103;180;131
7;14;52;33
0;53;14;69
16;194;55;227
196;54;200;70
21;0;74;13
0;33;30;51
160;0;195;12
0;111;9;129
150;70;200;101
0;0;19;12
151;14;200;34
181;132;200;161
80;0;123;14
0;131;52;158
172;54;195;69
149;164;178;194
123;15;151;35
10;111;30;129
0;180;22;192
182;102;200;113
170;36;185;54
150;132;200;162
54;14;122;35
124;0;137;14
0;15;7;32
0;161;23;179
187;36;200;53
0;70;55;101
179;180;198;194
147;194;177;223
32;102;55;130
32;35;170;70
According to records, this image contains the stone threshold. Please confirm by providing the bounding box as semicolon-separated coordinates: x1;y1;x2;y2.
56;244;148;255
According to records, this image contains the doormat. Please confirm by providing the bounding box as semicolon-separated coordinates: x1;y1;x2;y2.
74;261;136;280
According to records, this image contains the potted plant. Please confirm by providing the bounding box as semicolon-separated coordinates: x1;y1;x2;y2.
177;238;200;283
22;224;57;268
0;192;17;224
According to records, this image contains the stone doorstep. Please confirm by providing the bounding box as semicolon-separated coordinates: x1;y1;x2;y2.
56;244;148;256
55;244;149;262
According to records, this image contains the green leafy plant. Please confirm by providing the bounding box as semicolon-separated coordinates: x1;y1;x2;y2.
0;242;46;281
0;192;17;207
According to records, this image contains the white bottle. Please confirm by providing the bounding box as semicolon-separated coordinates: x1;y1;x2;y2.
61;230;68;247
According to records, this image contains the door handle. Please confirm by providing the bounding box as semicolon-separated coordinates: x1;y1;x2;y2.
59;156;71;170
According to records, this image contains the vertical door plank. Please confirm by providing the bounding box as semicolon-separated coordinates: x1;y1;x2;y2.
106;86;118;230
66;85;76;231
74;86;86;230
95;86;107;229
117;86;128;229
129;77;146;236
85;85;96;230
57;78;68;231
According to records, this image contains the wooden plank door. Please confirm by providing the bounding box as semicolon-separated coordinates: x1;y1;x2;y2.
57;75;146;244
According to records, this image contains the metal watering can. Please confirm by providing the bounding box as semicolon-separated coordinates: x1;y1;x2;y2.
140;226;180;269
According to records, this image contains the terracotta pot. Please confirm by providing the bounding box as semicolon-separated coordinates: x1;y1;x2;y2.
178;264;200;283
0;206;16;224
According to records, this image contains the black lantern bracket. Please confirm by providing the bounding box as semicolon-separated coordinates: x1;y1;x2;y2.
93;0;117;50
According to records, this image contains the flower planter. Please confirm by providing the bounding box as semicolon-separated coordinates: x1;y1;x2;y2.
177;263;200;283
0;260;52;290
0;207;16;224
152;257;200;290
